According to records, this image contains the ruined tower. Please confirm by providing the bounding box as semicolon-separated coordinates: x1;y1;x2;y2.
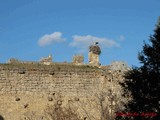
88;42;101;66
72;55;84;65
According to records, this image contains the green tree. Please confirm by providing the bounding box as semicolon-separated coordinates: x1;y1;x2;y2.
116;17;160;120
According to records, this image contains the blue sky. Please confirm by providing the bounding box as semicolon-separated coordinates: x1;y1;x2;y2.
0;0;160;67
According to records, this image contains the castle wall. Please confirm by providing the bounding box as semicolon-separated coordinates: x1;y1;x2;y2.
0;63;102;96
0;63;106;120
0;63;127;120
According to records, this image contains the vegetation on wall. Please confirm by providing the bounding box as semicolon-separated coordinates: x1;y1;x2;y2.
89;44;101;55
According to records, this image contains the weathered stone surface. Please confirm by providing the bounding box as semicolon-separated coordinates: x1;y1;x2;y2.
0;63;129;120
88;52;100;66
88;43;101;66
0;64;101;97
72;55;84;65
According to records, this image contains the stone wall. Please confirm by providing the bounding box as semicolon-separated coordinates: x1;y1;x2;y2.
0;62;129;120
0;63;102;96
88;52;100;66
72;55;84;65
0;63;105;119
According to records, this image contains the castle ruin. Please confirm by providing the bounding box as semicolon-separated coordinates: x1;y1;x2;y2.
88;42;101;66
0;42;130;120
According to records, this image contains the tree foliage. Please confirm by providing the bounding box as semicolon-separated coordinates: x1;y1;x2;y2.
117;17;160;120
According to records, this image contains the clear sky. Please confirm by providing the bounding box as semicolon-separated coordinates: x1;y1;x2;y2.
0;0;160;67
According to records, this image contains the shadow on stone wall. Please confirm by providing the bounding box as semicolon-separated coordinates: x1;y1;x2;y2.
0;115;4;120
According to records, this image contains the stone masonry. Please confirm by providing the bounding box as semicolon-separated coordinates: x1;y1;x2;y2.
88;42;101;66
0;63;101;96
0;43;130;120
0;62;129;120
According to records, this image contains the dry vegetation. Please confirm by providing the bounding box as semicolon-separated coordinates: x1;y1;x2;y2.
89;45;101;55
